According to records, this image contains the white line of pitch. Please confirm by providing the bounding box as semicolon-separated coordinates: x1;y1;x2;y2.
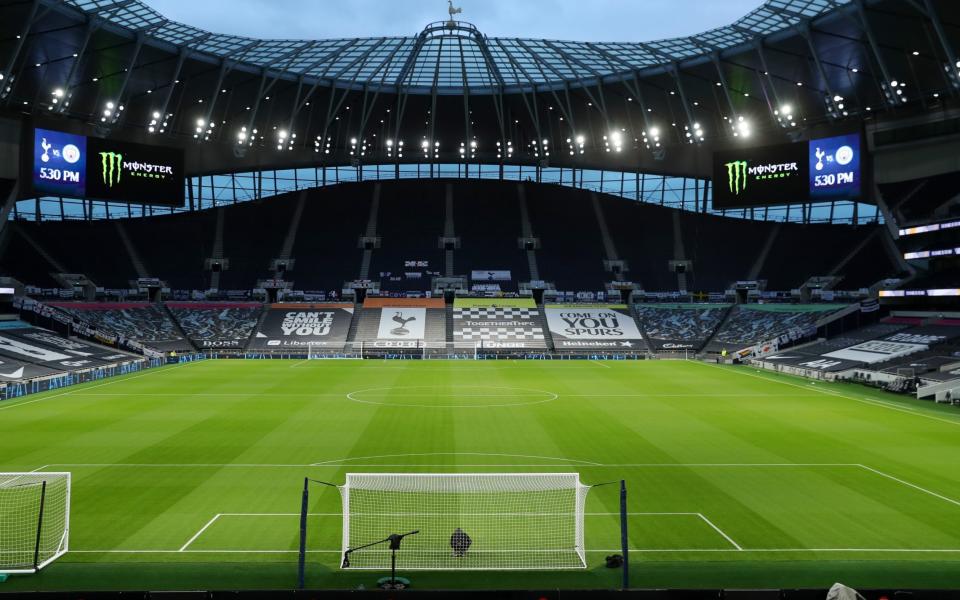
695;361;960;428
66;548;960;554
179;514;221;552
312;452;602;466
29;462;863;468
697;513;743;551
63;392;823;398
214;512;697;517
0;363;190;412
590;360;611;369
857;464;960;508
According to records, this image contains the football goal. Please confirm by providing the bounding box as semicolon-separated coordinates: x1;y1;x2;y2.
0;473;70;574
331;473;591;570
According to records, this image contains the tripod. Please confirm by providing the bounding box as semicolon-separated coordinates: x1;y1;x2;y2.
342;530;419;590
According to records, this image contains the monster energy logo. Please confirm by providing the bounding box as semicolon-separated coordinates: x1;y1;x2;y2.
725;160;748;195
99;152;123;187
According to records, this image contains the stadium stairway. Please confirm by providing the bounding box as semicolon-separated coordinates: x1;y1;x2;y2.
629;304;657;354
358;184;381;281
517;185;541;281
275;190;308;276
113;220;149;279
590;192;624;282
444;183;455;277
210;208;226;290
672;211;687;292
345;304;364;346
445;304;454;343
747;223;781;281
7;224;68;287
244;306;271;352
163;303;198;352
537;304;556;351
700;304;736;353
827;229;881;286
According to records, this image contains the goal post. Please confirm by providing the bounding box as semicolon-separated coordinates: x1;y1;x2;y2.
0;473;70;574
336;473;591;570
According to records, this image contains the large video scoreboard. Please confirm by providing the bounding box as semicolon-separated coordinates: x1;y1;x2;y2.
713;133;864;209
27;127;184;207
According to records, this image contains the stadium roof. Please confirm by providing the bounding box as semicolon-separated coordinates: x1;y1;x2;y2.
62;0;848;93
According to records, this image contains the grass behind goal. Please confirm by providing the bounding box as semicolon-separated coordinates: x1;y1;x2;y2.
1;359;960;590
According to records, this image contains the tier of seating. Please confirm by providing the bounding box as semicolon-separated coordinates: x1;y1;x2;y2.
761;319;960;377
2;179;898;296
711;304;845;349
370;181;446;291
51;303;191;352
168;303;262;349
525;184;610;291
349;298;447;353
881;170;960;224
0;320;139;384
634;304;731;351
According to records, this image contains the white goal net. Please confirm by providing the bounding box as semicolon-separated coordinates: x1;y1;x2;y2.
0;473;70;574
338;473;590;570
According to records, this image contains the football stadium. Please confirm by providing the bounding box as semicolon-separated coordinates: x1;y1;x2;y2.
0;0;959;598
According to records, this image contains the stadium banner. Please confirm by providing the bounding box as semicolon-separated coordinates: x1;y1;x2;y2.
363;298;444;308
761;352;863;373
452;300;546;349
6;329;131;363
453;298;536;309
0;329;124;371
471;270;512;282
0;355;61;381
249;304;353;350
376;307;427;340
823;340;927;364
544;305;643;350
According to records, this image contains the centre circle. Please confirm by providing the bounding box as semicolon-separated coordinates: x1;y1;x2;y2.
345;385;558;408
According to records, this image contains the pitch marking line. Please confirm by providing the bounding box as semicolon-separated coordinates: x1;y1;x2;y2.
179;514;222;552
856;464;960;508
67;548;960;554
173;511;739;554
0;363;190;412
695;361;960;428
311;453;602;466
696;513;742;551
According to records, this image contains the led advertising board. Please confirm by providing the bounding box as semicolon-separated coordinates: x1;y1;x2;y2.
713;133;864;209
29;127;184;207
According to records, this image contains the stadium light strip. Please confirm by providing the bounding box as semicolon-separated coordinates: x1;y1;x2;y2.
880;289;960;297
898;220;960;236
903;247;960;260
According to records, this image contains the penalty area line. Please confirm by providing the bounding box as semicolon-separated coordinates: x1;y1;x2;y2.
697;513;742;551
179;514;222;552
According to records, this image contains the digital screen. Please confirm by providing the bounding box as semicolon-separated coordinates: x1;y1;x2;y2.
85;137;184;206
713;133;864;209
713;141;808;209
29;128;184;207
809;134;861;200
33;128;87;198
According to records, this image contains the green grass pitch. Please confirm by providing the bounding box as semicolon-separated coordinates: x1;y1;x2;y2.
3;358;960;591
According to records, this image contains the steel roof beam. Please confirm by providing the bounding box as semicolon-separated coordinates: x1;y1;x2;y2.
920;0;960;98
